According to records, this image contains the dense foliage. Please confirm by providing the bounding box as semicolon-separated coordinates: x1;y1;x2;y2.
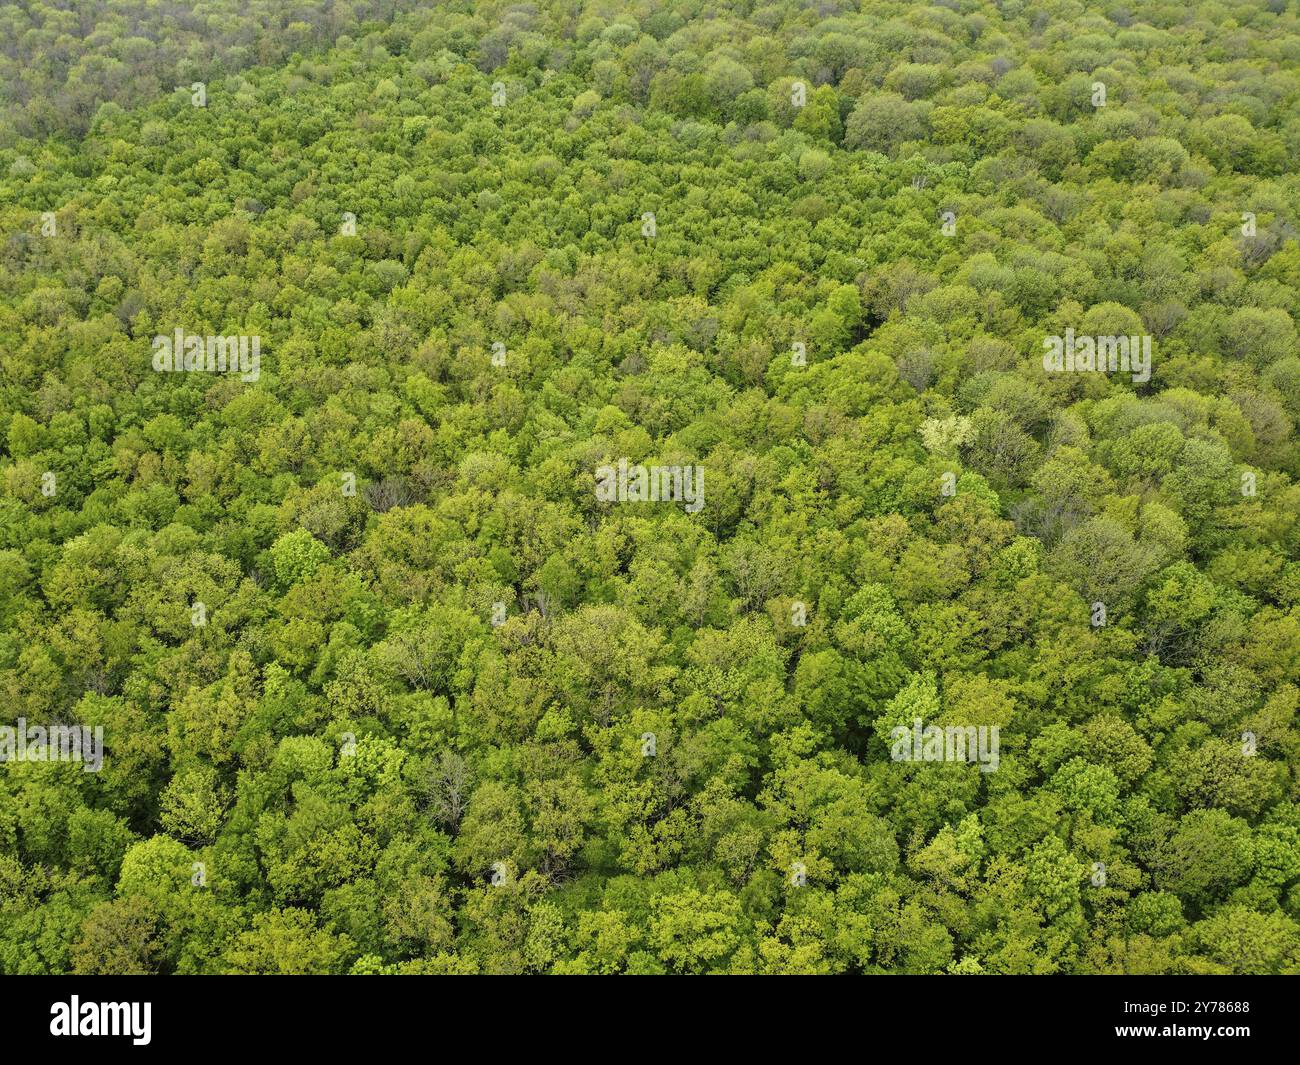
1;0;1298;974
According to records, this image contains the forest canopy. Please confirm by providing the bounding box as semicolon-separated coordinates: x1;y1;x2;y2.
0;0;1298;975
